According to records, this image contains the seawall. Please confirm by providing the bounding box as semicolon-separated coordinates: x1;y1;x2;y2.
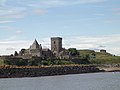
0;65;101;78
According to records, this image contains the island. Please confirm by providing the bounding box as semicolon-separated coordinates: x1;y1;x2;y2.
0;37;120;78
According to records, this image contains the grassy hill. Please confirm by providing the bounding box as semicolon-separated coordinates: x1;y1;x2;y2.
0;57;5;65
78;50;95;56
0;50;120;66
78;50;120;64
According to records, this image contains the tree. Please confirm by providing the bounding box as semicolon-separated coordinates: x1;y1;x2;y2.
19;49;26;55
68;48;79;56
14;51;18;56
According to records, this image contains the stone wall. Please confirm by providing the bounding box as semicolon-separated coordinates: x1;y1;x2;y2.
0;65;100;78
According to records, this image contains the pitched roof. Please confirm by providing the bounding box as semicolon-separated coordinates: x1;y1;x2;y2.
30;39;39;49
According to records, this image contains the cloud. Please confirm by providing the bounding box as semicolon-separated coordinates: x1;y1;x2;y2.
0;13;26;19
94;13;105;16
0;7;26;16
4;36;20;41
21;0;106;8
0;0;107;24
0;26;24;35
46;0;106;5
62;35;120;55
0;7;27;24
103;20;114;24
0;40;31;55
15;30;24;34
1;34;120;55
6;48;15;51
103;19;120;24
33;9;48;15
80;0;106;3
0;20;15;23
2;0;106;10
113;8;120;15
0;0;6;6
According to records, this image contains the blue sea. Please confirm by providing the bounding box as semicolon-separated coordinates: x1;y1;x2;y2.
0;72;120;90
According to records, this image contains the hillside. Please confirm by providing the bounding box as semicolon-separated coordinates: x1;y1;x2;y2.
79;50;120;64
0;50;120;66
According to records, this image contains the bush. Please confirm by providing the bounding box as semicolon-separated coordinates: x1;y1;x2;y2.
4;57;28;66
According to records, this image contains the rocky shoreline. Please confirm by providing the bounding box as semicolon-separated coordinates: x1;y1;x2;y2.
0;65;101;78
0;64;119;78
97;64;120;72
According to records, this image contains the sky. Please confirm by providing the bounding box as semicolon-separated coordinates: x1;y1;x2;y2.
0;0;120;55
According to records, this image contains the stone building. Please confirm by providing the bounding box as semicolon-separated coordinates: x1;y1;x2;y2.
18;37;70;59
18;39;52;59
100;49;106;53
29;39;42;57
51;37;62;57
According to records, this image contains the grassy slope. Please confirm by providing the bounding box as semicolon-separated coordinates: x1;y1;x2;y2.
0;50;120;65
79;50;120;64
78;50;95;56
0;57;5;65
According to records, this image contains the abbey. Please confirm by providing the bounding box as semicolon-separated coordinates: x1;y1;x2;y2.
17;37;70;59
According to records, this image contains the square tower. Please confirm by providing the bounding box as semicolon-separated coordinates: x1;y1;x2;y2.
51;37;62;56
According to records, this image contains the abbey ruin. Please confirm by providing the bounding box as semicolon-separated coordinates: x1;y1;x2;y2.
17;37;71;59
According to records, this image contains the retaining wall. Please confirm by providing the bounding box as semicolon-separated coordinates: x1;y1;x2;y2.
0;65;100;78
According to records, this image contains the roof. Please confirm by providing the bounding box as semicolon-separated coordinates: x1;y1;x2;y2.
33;39;39;46
30;39;40;49
51;37;62;40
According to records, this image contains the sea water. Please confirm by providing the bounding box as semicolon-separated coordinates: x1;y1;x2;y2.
0;72;120;90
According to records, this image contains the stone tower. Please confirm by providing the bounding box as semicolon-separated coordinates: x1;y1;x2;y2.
51;37;62;56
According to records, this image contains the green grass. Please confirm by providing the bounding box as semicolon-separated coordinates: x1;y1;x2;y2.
93;52;120;64
78;50;95;56
0;50;120;65
94;56;120;64
0;57;5;65
78;50;120;64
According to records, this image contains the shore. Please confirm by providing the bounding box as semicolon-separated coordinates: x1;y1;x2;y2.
0;65;101;78
98;67;120;72
0;64;120;78
97;64;120;72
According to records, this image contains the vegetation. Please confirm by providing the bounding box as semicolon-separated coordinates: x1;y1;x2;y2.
68;48;79;56
0;50;120;66
91;55;120;64
14;51;19;56
3;57;28;66
79;50;120;64
0;58;5;65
